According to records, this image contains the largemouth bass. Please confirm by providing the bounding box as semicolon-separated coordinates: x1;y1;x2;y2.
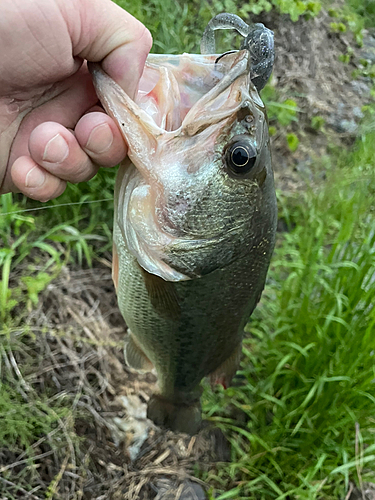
90;14;277;434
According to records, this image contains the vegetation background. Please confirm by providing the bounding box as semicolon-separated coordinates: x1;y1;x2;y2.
0;0;374;498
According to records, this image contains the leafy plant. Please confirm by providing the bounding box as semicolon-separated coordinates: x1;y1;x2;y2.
311;115;326;131
286;132;299;151
330;21;347;32
261;86;300;126
345;0;375;28
116;0;323;59
261;85;301;148
328;5;365;45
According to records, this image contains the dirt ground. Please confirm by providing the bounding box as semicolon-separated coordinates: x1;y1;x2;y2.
262;6;374;190
2;263;234;499
1;6;374;500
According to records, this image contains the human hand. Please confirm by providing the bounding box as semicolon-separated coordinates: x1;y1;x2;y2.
0;0;152;201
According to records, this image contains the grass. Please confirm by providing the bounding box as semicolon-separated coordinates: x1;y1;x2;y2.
202;130;375;498
0;168;117;323
346;0;375;27
1;0;375;497
0;382;70;450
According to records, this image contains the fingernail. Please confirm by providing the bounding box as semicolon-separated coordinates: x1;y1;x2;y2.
85;123;113;154
25;166;46;188
43;134;69;163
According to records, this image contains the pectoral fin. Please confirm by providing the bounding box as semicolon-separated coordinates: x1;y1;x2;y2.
140;266;181;321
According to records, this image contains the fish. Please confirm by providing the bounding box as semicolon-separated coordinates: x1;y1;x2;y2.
90;14;277;434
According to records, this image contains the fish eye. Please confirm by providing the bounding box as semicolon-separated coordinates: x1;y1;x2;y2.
225;141;257;174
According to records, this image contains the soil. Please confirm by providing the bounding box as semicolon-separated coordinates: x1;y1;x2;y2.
1;6;374;500
259;7;374;191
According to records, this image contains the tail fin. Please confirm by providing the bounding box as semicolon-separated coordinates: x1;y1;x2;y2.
147;394;202;434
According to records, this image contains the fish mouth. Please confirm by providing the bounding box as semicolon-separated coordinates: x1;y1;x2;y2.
89;50;255;181
91;50;264;282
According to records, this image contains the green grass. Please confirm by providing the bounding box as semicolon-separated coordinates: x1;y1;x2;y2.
1;0;375;497
346;0;375;27
0;168;117;323
0;382;70;450
202;130;375;498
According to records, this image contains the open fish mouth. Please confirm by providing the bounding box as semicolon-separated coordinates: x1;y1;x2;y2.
89;49;257;174
90;48;270;282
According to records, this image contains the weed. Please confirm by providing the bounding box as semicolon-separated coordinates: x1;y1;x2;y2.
260;85;301;148
311;116;326;132
286;132;299;151
327;5;365;45
115;0;324;60
0;384;69;450
330;21;347;33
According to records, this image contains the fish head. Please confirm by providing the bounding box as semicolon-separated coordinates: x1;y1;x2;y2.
90;49;275;281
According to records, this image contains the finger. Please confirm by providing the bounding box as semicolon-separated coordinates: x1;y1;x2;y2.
75;112;127;167
28;122;99;183
7;66;98;172
11;156;66;202
60;0;153;98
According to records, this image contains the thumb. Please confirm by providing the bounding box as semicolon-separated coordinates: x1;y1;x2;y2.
60;0;152;98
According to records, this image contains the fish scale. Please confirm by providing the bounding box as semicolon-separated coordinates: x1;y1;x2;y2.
114;216;273;394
